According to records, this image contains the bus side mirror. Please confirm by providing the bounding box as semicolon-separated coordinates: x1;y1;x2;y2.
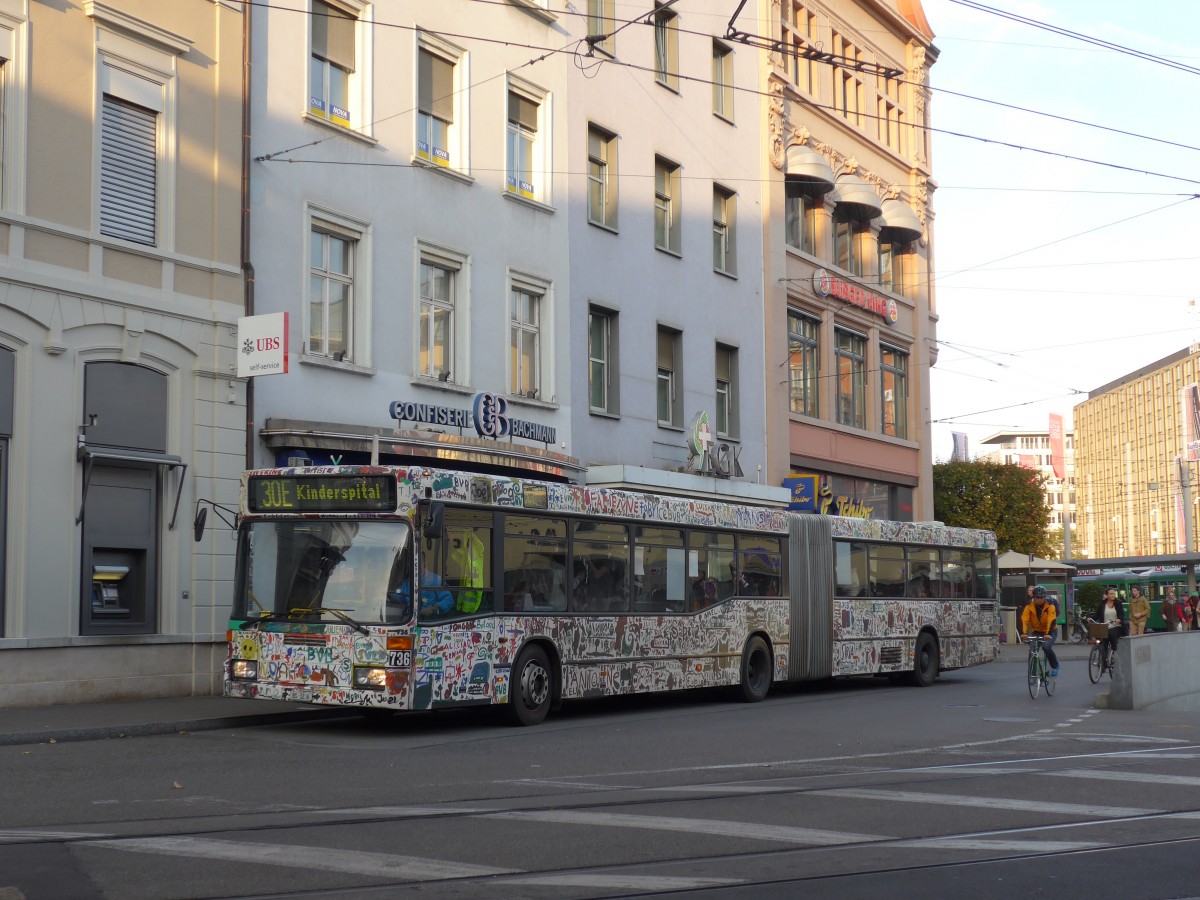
421;500;444;539
193;506;208;543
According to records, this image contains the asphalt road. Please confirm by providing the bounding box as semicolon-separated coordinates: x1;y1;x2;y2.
2;652;1198;899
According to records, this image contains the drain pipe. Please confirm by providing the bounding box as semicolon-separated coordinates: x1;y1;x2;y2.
241;2;255;471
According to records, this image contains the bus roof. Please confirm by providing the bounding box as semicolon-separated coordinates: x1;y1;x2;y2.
242;466;996;549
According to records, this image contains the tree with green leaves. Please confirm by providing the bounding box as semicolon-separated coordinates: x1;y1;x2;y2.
933;460;1052;556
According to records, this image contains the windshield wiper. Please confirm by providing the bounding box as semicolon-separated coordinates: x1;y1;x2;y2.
238;612;276;631
288;607;370;635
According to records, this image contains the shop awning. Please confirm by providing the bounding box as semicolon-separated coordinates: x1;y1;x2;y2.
833;173;882;217
880;198;923;240
785;144;835;193
76;446;187;529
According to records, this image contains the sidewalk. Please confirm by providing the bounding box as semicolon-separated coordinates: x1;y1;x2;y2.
0;695;359;747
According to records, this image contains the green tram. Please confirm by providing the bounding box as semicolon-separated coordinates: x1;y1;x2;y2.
1072;568;1194;631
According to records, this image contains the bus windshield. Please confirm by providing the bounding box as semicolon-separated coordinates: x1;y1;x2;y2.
235;520;411;626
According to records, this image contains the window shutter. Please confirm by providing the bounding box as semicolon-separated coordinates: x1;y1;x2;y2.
100;95;157;246
508;91;538;132
312;0;355;72
418;49;454;123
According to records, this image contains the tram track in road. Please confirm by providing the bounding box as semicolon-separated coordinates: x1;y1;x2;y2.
4;739;1200;898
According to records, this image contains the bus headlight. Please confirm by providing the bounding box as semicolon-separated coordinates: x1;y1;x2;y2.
230;659;258;681
353;666;387;690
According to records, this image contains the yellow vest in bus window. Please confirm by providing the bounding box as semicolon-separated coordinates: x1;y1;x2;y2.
451;531;486;613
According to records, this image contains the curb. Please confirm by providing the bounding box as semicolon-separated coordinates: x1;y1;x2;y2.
0;708;361;747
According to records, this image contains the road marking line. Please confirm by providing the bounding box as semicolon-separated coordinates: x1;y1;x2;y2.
321;806;482;817
1050;769;1200;787
482;810;881;846
0;830;106;843
896;838;1102;852
503;875;743;889
84;837;516;880
813;788;1159;818
650;785;785;794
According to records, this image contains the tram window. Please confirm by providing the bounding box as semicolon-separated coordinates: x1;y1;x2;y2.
634;526;684;613
868;545;906;597
739;535;781;596
907;547;940;598
688;531;735;609
573;520;629;613
972;551;994;598
835;541;868;597
445;510;493;616
941;549;971;598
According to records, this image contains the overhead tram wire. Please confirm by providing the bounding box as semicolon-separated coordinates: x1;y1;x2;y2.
249;0;657;163
947;0;1200;77
248;4;1200;191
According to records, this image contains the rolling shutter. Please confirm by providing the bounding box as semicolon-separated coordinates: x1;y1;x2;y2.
100;94;157;246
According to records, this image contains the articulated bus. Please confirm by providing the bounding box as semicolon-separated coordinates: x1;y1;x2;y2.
225;466;999;724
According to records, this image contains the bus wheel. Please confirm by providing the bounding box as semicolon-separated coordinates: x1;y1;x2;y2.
738;636;773;702
508;645;553;726
909;633;939;687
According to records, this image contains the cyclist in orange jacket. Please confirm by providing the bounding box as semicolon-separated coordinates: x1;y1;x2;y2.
1021;586;1060;677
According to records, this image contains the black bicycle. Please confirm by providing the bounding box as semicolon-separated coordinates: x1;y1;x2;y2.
1086;619;1120;684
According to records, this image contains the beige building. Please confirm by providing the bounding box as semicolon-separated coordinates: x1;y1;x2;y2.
978;428;1075;539
760;0;940;520
0;1;245;706
1074;347;1200;560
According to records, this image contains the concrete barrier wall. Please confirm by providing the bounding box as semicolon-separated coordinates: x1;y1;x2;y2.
1104;632;1200;711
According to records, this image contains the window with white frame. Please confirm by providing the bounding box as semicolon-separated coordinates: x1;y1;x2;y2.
881;345;908;438
509;278;545;398
878;234;912;296
657;326;681;427
308;216;366;363
835;328;866;429
589;305;617;414
309;0;359;129
713;185;736;275
781;1;819;94
785;181;820;255
416;36;464;170
100;94;157;246
712;41;733;120
417;246;463;382
587;0;615;55
715;344;738;438
89;5;184;249
878;76;905;155
653;3;679;90
832;32;862;128
654;156;681;254
506;78;548;203
833;206;867;275
787;309;819;417
587;124;618;229
0;11;23;214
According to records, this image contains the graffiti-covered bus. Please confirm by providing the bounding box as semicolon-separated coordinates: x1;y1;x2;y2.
224;466;998;724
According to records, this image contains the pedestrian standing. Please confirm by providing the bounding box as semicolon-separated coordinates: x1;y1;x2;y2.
1163;587;1181;632
1128;586;1150;636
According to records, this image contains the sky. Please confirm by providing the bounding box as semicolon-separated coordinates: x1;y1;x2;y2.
918;0;1200;460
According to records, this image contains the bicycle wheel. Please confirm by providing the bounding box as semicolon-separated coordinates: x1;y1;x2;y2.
1069;624;1086;644
1107;651;1118;680
1028;653;1041;699
1044;661;1056;696
1088;644;1102;684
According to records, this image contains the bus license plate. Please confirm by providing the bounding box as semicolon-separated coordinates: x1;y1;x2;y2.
288;688;312;702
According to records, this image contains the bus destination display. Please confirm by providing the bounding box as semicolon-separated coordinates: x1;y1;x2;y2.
248;475;397;512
